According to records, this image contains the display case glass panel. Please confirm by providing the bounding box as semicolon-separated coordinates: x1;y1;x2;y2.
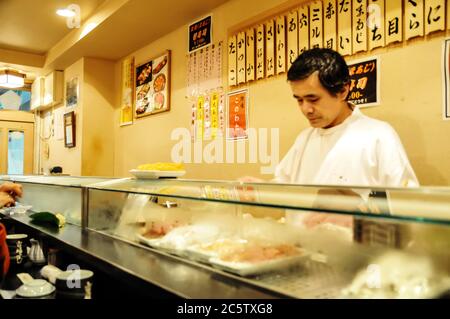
86;178;450;299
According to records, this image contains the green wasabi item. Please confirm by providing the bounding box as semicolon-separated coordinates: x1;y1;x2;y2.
29;212;66;228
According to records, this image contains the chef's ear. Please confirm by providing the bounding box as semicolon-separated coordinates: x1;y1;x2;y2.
340;83;350;101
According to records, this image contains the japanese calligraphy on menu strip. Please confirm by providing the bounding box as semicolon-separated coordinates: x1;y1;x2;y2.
385;0;402;45
276;16;287;74
405;0;424;40
227;0;450;87
237;32;246;84
324;0;337;50
338;0;352;56
265;20;276;77
310;1;323;48
246;28;255;81
298;5;310;54
425;0;445;35
228;35;237;86
352;0;367;53
287;10;299;67
368;0;385;50
256;24;265;79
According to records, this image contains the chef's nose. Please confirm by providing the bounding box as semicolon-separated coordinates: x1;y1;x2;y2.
301;102;315;114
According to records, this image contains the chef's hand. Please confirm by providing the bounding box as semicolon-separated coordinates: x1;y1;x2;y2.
303;188;367;229
303;213;353;228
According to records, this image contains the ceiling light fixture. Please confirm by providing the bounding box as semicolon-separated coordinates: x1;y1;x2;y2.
56;8;76;17
0;70;25;89
57;4;81;29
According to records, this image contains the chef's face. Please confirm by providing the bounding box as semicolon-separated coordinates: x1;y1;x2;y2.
290;71;351;129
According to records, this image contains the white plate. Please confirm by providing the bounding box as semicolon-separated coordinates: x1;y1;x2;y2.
129;169;186;179
209;251;309;277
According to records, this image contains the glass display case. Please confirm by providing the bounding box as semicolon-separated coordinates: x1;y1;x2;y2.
85;178;450;299
0;175;117;226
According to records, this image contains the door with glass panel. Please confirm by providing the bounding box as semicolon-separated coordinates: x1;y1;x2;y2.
0;113;34;175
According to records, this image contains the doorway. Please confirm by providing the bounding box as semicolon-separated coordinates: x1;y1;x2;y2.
0;111;34;175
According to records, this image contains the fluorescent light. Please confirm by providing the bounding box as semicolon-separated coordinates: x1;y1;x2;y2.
0;70;25;89
56;8;76;17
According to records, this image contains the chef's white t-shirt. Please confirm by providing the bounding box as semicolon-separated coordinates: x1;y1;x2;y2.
275;107;418;188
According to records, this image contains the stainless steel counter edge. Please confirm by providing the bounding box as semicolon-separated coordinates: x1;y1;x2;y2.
1;212;283;299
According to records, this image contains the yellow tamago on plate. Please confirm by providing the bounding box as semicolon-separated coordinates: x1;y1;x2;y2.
137;163;184;171
130;162;186;179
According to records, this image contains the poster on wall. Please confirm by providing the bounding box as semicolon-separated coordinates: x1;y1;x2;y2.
227;89;248;140
347;56;380;108
443;38;450;120
120;57;134;126
189;15;212;53
66;77;79;108
135;50;171;118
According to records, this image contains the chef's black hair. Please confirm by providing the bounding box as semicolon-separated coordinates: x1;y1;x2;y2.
287;48;350;99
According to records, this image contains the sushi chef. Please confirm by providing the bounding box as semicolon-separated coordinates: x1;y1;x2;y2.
242;48;418;227
275;48;418;188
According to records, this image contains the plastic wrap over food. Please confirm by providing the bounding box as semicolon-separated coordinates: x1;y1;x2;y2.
342;251;450;299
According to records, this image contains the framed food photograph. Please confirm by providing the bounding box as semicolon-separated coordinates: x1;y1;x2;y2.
135;50;171;118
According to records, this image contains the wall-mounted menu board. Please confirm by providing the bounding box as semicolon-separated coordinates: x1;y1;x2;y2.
227;0;450;87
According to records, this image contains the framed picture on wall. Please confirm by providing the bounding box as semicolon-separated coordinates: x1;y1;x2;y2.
120;56;135;126
64;111;76;148
135;50;171;118
66;77;79;108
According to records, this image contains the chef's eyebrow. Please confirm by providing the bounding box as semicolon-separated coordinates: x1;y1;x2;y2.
293;94;319;99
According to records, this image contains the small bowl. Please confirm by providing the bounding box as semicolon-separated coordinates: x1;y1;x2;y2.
6;234;28;246
55;269;94;294
16;279;55;298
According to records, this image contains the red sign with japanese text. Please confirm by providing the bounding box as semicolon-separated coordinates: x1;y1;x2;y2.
227;89;248;139
347;57;380;107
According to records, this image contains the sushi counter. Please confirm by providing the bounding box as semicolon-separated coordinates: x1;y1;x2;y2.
0;210;277;298
1;175;450;299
